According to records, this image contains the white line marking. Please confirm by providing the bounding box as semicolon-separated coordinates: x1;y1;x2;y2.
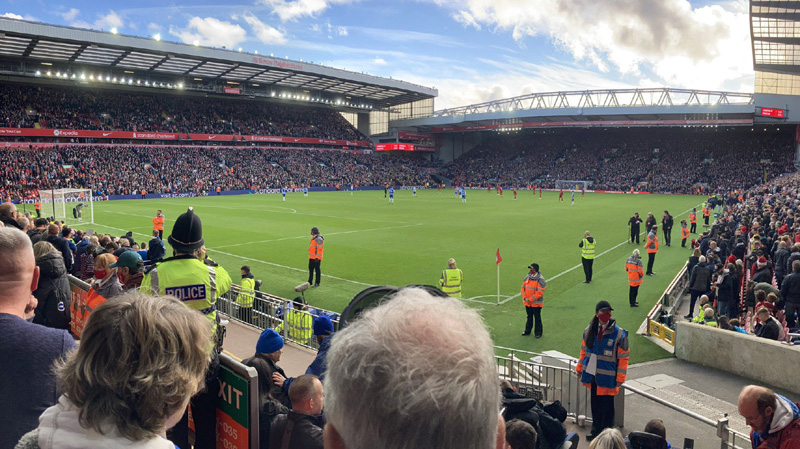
215;223;424;249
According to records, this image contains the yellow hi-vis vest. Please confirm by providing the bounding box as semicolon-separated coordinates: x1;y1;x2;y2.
236;277;255;308
276;308;313;344
141;255;232;336
439;268;463;298
581;239;596;259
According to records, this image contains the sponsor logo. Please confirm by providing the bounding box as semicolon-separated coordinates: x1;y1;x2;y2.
165;284;207;301
209;135;216;140
102;132;112;137
53;130;60;136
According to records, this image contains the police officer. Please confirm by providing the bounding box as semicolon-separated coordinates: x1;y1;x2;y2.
141;207;232;449
308;227;324;287
236;265;256;324
576;301;629;441
579;231;596;283
521;263;546;337
276;296;314;344
438;258;464;298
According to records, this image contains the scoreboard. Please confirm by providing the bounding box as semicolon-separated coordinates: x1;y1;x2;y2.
756;107;786;118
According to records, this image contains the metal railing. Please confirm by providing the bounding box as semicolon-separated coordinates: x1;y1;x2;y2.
641;264;689;347
216;284;340;352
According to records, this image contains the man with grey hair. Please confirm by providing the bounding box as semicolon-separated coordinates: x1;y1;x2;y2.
323;287;505;449
0;227;76;448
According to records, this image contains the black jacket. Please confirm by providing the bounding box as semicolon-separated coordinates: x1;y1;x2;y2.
269;411;324;449
0;214;22;230
716;272;738;304
775;248;790;274
32;253;71;329
45;235;73;271
752;267;772;285
755;317;781;340
265;357;291;408
689;262;711;292
259;400;288;449
781;272;800;305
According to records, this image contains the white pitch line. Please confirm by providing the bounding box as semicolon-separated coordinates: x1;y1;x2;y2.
496;202;704;306
215;223;424;249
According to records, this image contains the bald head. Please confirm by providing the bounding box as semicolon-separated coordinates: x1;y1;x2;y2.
738;385;776;434
0;227;39;317
0;202;16;218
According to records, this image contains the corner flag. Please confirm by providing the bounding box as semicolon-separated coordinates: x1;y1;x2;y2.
496;248;502;265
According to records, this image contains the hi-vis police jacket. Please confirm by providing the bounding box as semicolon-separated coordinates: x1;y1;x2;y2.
576;319;629;396
142;255;232;335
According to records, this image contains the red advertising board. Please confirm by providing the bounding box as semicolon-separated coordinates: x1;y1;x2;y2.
224;87;241;95
0;128;372;147
398;131;434;141
757;107;785;118
376;143;415;151
431;119;754;132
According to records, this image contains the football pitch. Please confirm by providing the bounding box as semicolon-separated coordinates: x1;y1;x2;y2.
81;188;703;363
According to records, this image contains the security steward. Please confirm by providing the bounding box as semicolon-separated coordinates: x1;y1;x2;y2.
34;199;41;218
576;301;629;441
521;263;546;337
689;208;697;234
141;207;232;449
236;265;256;324
308;227;324;288
702;204;710;228
645;225;659;276
152;209;165;239
276;296;314;345
579;231;596;283
438;258;464;298
625;249;644;307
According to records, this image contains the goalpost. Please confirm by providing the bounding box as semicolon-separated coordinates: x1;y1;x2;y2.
39;188;94;224
555;180;591;191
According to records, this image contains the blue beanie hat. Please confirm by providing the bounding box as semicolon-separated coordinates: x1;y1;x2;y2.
256;329;284;354
313;316;334;336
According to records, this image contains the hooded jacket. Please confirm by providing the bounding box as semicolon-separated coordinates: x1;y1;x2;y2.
33;253;71;329
751;395;800;449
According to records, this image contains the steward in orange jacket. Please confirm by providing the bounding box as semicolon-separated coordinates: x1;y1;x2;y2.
521;263;546;337
625;249;644;306
152;210;165;239
645;227;659;276
308;227;324;287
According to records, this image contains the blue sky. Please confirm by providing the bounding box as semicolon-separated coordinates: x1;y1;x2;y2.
2;0;754;109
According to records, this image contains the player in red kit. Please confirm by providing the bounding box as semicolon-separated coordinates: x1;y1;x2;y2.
559;189;564;202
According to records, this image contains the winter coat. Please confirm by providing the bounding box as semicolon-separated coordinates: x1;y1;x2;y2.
689;262;712;292
32;253;71;330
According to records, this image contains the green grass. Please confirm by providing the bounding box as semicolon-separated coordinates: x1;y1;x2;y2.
77;189;702;364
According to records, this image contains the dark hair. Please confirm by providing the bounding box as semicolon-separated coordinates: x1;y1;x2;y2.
644;418;666;439
756;388;777;416
505;419;538;449
243;354;276;407
241;265;251;273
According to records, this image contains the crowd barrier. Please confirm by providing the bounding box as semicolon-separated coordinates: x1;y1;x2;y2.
639;264;689;350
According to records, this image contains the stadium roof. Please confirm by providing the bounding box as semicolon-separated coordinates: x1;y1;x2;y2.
751;0;800;75
0;17;437;108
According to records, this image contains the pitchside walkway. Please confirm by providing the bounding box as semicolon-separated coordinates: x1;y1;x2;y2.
224;319;799;449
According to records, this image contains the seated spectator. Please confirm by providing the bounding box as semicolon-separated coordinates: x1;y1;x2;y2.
754;307;781;340
500;380;565;449
505;419;538;449
15;291;212;449
590;428;626;449
28;218;48;244
323;287;505;449
275;315;335;395
269;374;324;449
754;290;773;316
0;227;76;448
702;307;718;327
78;242;96;281
31;241;71;330
246;329;290;408
728;318;749;334
738;385;800;449
691;295;711;324
243;355;289;449
110;250;144;291
625;418;671;449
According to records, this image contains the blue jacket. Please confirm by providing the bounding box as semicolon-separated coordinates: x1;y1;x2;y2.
577;320;629;395
283;335;332;393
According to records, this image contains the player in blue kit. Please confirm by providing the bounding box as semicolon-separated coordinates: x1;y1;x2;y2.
413;186;417;197
281;187;286;202
389;187;394;204
461;187;466;203
304;186;308;197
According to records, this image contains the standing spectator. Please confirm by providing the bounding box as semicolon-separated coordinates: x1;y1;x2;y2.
0;228;76;448
754;307;781;340
521;263;547;337
438;257;464;298
576;301;629;441
110;250;144;291
579;231;596;283
685;256;712;320
147;229;165;262
628;213;642;244
738;385;800;449
323;288;505;449
242;356;288;449
645;212;656;235
0;203;23;230
28;218;48;244
237;265;256;323
91;253;124;300
152;209;165;239
269;375;325;449
662;210;673;247
15;292;212;449
717;263;740;319
625;249;643;307
45;224;72;272
248;328;291;408
775;240;790;287
781;260;800;328
32;241;71;330
645;226;659;276
141;207;232;449
752;257;772;284
308;226;324;288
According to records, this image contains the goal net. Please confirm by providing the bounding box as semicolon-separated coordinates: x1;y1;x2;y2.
555;180;591;191
39;189;94;224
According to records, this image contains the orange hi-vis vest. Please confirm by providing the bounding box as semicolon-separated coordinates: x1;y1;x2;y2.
702;208;710;218
646;233;659;254
153;215;164;231
689;213;696;224
681;227;690;239
34;201;41;210
521;273;546;307
309;234;324;260
625;256;644;287
70;287;107;339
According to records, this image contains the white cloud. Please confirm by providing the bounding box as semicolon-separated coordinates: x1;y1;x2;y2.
336;26;348;36
1;12;24;20
259;0;359;22
61;9;80;21
94;11;123;31
373;57;387;66
169;17;247;49
240;13;287;44
436;0;753;92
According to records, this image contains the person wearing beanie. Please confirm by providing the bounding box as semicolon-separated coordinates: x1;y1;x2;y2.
141;207;232;449
576;301;629;441
276;297;313;345
246;328;291;408
274;315;336;396
308;227;324;288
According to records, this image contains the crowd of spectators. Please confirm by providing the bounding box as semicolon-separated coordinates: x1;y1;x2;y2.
0;83;368;141
0;145;435;199
442;127;794;193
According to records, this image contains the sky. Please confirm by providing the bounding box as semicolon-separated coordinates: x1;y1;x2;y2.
1;0;755;110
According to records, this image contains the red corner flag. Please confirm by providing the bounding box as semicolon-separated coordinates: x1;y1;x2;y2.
496;248;502;265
